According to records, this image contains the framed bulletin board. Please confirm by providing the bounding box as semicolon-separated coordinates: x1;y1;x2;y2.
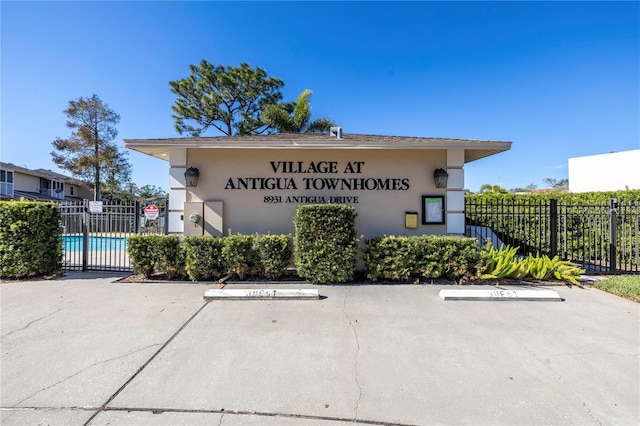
422;195;445;225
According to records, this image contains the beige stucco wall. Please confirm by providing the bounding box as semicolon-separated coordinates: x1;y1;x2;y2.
14;172;41;192
179;148;452;239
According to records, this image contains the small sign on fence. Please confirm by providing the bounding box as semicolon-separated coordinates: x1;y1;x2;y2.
144;204;159;220
88;201;103;213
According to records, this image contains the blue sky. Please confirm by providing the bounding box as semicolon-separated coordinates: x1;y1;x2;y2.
2;1;638;192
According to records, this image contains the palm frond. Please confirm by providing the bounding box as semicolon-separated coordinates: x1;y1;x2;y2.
261;104;296;133
306;118;336;133
293;89;312;132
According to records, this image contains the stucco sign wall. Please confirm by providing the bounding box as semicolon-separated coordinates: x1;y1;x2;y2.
123;132;512;239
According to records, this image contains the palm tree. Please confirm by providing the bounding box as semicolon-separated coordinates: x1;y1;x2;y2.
261;89;336;133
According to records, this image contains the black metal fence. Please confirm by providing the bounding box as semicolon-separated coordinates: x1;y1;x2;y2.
58;199;167;272
465;198;639;274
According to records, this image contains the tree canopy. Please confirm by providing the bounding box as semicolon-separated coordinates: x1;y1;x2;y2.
51;94;131;200
543;178;569;191
261;89;336;133
169;60;285;136
478;184;509;194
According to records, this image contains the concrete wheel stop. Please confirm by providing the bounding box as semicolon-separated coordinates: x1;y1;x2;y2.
204;288;319;300
439;288;562;301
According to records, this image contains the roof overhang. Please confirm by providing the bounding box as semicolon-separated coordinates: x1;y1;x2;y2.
125;134;512;164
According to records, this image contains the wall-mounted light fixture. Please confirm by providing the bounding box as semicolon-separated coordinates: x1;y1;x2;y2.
433;168;449;188
184;167;200;187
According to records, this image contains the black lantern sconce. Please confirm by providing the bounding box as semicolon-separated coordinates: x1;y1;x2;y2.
433;168;449;188
184;167;200;187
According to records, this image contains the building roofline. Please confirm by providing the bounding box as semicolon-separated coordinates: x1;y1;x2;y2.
124;133;512;163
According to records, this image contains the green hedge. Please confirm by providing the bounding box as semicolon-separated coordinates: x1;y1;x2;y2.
293;204;358;283
364;235;480;282
0;201;62;279
222;233;258;280
184;236;225;281
155;236;185;280
255;234;293;280
129;233;293;281
467;190;640;204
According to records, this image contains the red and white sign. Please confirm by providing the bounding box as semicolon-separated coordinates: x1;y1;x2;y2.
144;204;159;220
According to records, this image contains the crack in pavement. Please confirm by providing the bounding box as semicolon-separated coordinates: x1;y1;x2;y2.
11;343;163;407
520;342;605;425
342;287;363;422
100;406;418;426
83;301;211;426
1;308;64;339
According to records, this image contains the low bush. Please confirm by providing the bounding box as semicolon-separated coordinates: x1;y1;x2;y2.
255;234;292;280
294;204;358;283
364;235;480;282
128;235;159;278
0;201;62;279
222;233;258;279
154;236;185;280
184;236;224;281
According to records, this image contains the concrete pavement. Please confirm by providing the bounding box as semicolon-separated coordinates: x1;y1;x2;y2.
1;272;638;425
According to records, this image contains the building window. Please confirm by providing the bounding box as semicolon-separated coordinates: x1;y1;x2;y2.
70;186;75;196
0;170;14;196
52;181;64;199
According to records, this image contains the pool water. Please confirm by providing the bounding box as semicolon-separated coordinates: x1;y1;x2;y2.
62;235;128;252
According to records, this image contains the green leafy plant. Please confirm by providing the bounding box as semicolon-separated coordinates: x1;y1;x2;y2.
0;201;62;279
127;235;157;278
184;236;224;281
480;245;585;284
364;235;480;282
222;233;258;280
255;234;292;280
154;236;185;280
294;204;358;283
481;245;521;280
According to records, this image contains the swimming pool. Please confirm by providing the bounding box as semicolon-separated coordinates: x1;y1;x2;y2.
62;235;128;252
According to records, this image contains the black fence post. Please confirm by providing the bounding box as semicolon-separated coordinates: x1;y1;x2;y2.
549;199;558;258
163;197;169;235
134;200;140;234
82;201;89;272
609;198;618;274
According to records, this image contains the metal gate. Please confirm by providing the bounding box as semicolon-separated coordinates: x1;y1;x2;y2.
465;197;639;274
58;199;167;272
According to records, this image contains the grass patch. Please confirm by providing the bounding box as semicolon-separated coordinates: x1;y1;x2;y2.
594;275;640;303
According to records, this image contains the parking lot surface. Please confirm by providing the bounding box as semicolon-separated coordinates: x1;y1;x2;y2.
1;272;638;425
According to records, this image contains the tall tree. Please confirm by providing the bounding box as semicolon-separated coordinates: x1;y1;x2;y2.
543;178;569;191
135;184;168;199
261;89;336;133
169;60;285;136
51;94;131;200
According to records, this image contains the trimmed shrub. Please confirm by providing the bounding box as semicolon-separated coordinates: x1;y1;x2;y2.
154;236;185;280
0;201;62;279
184;236;224;281
364;235;480;282
255;234;292;280
222;233;258;279
128;235;158;278
294;204;358;283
